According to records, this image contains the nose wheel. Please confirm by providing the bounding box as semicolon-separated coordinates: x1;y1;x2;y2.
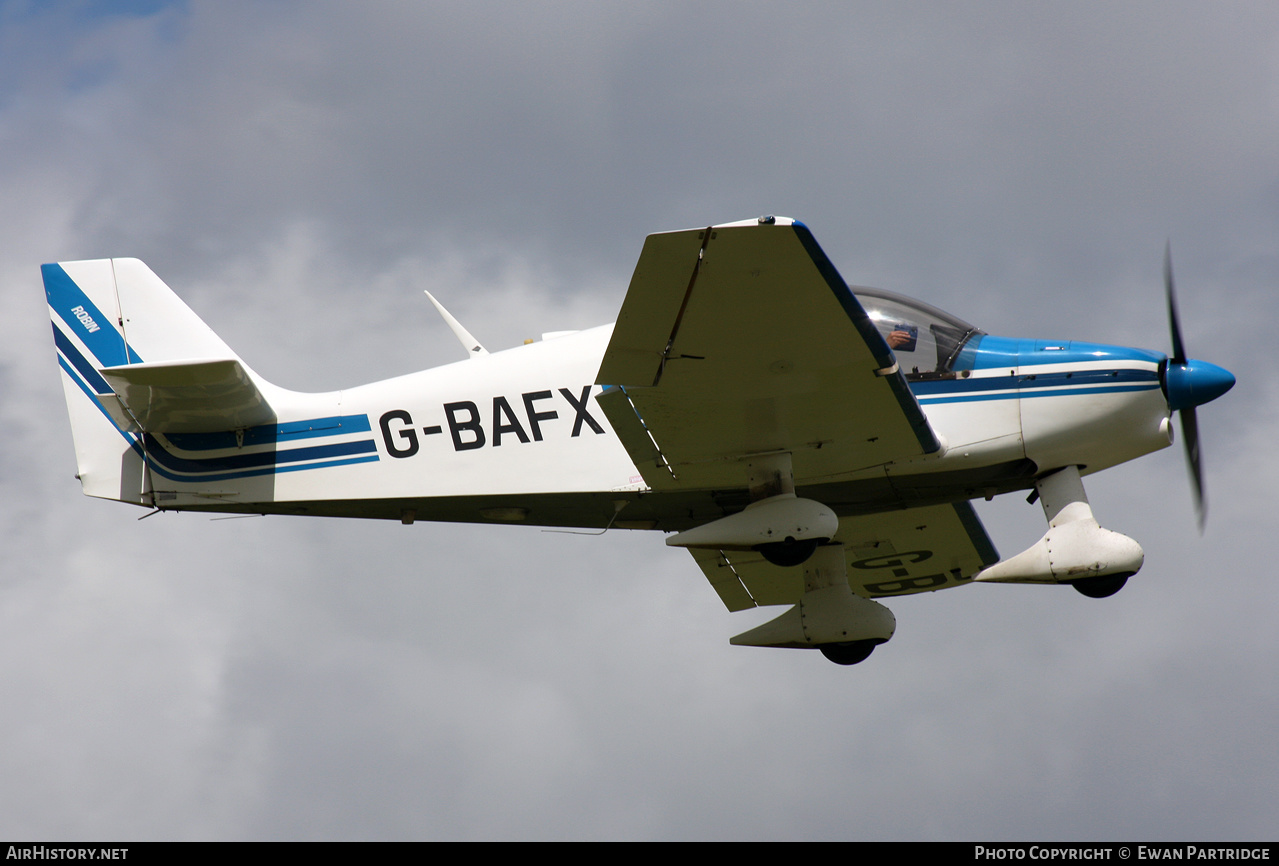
975;465;1144;593
1070;572;1132;599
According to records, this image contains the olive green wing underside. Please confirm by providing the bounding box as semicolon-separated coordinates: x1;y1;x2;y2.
692;502;1000;611
595;218;938;492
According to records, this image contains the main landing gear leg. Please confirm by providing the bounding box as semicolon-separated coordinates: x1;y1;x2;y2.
974;465;1143;596
730;544;896;665
746;453;823;567
665;452;838;567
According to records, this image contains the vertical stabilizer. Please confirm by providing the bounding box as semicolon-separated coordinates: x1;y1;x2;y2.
44;258;253;504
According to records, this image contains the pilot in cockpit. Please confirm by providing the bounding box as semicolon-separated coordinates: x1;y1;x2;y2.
885;324;918;352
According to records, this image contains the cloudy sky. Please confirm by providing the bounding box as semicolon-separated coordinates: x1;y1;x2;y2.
3;0;1277;841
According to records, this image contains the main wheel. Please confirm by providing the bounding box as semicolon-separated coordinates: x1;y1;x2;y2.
819;640;879;665
757;537;820;567
1070;572;1132;598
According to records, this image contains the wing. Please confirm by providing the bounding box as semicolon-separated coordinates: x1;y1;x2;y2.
595;217;939;491
692;502;999;610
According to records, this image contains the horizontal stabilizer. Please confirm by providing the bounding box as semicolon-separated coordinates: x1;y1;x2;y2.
99;358;275;433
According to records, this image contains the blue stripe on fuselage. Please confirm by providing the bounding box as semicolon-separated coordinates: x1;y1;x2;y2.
912;368;1159;404
163;415;373;452
912;337;1164;405
142;433;377;475
51;315;379;482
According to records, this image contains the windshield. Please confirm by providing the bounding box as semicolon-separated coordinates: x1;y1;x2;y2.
853;287;982;379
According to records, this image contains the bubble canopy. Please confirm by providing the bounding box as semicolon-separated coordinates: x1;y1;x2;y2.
853;286;983;379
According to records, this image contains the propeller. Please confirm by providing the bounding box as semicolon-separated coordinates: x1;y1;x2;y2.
1161;242;1235;530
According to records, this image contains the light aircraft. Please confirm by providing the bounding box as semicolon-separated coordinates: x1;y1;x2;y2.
44;217;1235;665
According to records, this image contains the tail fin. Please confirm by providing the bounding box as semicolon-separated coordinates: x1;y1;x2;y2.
45;258;272;504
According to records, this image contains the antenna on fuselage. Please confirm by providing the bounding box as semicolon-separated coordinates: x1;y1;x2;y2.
424;290;489;358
